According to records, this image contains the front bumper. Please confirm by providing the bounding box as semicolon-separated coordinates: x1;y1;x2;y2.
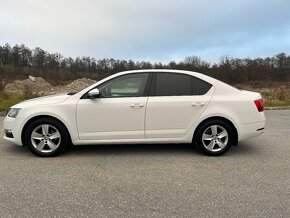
3;116;25;146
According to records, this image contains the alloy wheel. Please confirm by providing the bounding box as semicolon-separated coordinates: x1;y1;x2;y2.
201;125;229;152
31;124;61;153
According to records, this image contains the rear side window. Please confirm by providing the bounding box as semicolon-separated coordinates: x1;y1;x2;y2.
155;73;191;96
191;76;212;95
155;73;212;96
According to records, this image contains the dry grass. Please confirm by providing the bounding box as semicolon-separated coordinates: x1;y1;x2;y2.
234;82;290;107
0;92;38;112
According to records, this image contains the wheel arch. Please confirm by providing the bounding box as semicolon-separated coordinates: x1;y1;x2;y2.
21;115;72;146
193;116;238;146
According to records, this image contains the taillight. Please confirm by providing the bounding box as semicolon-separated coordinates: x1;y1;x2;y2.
254;98;264;112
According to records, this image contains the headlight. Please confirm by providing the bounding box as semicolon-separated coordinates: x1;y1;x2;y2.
7;108;21;118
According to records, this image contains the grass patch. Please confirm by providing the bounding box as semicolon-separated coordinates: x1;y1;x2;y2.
264;99;290;107
259;88;290;107
235;83;290;107
0;92;36;112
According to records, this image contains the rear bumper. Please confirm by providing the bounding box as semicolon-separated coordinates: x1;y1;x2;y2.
238;120;266;141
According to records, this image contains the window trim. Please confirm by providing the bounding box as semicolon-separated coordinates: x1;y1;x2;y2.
150;72;212;97
81;72;153;99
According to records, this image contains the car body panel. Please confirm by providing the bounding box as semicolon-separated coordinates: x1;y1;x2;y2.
76;97;148;140
12;93;71;108
145;87;214;138
3;69;266;148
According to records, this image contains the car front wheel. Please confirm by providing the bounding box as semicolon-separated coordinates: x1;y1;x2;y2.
24;118;69;157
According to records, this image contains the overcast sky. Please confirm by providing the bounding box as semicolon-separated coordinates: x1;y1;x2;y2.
0;0;289;62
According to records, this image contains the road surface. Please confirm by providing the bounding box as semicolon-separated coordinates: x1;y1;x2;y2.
0;111;289;217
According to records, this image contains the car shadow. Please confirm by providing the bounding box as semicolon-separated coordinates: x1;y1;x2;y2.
3;143;33;157
65;141;259;157
3;141;260;157
66;143;198;156
229;141;260;156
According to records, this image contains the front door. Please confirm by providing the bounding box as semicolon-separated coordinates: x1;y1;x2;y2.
77;73;151;140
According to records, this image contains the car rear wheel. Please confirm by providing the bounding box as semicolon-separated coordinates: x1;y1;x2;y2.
194;119;234;156
24;118;69;157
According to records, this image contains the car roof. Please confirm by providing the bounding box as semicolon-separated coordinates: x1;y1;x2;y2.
119;69;201;75
117;69;215;83
115;69;207;80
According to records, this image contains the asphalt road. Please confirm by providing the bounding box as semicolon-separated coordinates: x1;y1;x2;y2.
0;111;290;217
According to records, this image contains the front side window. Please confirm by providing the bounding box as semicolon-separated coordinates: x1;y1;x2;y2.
98;73;149;98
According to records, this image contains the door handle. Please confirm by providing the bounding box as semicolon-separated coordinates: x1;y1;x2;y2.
192;102;205;107
130;103;144;108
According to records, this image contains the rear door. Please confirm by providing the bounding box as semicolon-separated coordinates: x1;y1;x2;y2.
145;72;214;139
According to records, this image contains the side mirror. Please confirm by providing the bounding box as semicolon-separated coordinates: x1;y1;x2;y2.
88;88;100;98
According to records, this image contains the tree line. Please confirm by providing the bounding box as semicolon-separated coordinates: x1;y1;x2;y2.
0;43;289;90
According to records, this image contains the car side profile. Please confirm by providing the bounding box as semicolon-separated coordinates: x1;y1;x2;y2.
3;69;266;157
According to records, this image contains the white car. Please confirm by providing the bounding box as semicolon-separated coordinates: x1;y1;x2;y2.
3;69;265;157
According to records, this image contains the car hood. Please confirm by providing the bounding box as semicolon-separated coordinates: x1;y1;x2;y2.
13;93;71;108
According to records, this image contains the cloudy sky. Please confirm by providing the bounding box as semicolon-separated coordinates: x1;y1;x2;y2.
0;0;289;62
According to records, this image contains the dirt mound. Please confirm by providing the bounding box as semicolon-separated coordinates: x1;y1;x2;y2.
4;76;54;96
63;78;97;93
4;76;97;96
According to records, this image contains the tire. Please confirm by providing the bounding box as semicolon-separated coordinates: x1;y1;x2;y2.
24;118;69;157
194;119;234;156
